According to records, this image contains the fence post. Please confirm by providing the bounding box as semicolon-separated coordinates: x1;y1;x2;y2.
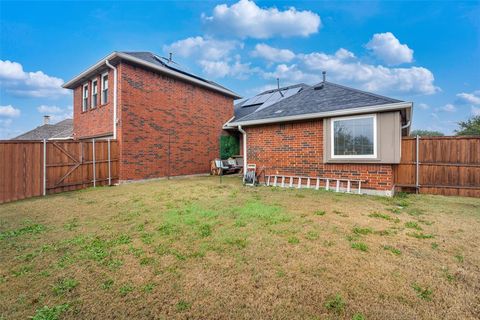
415;135;419;194
92;138;96;187
107;139;111;186
43;139;46;196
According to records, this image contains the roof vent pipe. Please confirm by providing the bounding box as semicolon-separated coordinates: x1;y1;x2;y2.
169;53;173;63
277;78;284;97
322;71;326;82
43;115;50;125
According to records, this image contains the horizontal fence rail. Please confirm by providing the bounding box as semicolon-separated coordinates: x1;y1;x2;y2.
394;136;480;197
0;139;118;204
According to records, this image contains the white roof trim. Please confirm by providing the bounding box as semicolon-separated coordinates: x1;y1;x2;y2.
63;52;241;99
226;102;412;127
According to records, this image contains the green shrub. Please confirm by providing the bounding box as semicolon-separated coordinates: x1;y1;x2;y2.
220;135;239;159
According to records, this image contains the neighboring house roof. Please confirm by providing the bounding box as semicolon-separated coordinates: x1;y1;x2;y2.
12;119;73;141
63;51;241;99
228;81;411;126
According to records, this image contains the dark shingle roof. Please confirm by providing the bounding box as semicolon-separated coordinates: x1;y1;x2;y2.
12;119;73;140
233;81;403;123
121;52;234;94
63;51;241;98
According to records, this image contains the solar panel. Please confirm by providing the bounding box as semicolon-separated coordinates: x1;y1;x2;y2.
242;92;273;107
243;86;303;110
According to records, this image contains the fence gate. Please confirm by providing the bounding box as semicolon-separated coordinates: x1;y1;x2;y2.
0;139;118;204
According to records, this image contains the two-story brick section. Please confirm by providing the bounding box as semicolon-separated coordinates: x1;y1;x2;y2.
63;51;241;181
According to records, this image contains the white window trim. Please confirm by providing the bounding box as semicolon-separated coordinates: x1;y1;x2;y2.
331;114;377;159
101;72;108;105
91;78;98;108
82;83;89;112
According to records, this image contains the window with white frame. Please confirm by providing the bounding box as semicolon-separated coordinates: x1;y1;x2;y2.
82;83;89;112
91;79;98;108
331;114;376;158
101;73;108;104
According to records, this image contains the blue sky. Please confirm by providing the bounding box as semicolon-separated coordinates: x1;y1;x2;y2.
1;0;479;138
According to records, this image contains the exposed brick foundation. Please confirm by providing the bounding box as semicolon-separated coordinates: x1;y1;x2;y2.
245;121;394;192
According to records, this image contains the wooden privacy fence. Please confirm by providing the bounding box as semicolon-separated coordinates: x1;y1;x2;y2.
394;136;480;197
0;139;118;204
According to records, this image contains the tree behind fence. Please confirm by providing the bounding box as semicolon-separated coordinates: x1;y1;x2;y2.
0;140;118;204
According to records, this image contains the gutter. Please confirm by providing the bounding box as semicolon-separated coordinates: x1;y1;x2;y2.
237;125;247;177
63;51;241;99
105;59;118;140
228;102;413;127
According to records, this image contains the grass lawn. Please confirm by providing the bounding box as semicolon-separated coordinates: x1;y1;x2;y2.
1;176;479;320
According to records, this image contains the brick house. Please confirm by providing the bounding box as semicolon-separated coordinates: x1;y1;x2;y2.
224;77;413;196
63;51;240;181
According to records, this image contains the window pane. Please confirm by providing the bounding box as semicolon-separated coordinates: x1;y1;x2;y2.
103;75;108;89
102;89;108;104
333;117;374;156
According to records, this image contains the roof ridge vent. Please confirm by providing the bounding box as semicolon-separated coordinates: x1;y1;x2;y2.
314;83;324;90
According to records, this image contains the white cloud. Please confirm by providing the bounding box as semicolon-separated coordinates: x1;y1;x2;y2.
37;105;64;114
263;63;321;84
298;48;438;94
0;105;21;117
251;44;295;62
471;106;480;116
0;60;69;98
440;103;456;112
366;32;414;65
199;56;255;79
456;91;480;105
417;103;430;110
202;0;321;39
199;60;231;78
36;105;72;123
164;36;242;60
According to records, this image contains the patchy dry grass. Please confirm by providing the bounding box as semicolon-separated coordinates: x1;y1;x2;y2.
1;176;479;319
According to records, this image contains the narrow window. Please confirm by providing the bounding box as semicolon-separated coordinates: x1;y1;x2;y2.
331;115;376;158
82;84;89;112
91;79;98;108
101;73;108;104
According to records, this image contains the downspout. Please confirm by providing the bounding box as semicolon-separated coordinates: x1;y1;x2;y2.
105;60;117;140
238;125;247;176
401;121;411;130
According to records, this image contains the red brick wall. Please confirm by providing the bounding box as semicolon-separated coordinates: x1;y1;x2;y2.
73;71;114;138
117;62;234;180
245;120;394;191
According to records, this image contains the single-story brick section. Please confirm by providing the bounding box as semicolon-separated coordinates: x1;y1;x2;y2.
62;51;241;181
224;76;412;196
